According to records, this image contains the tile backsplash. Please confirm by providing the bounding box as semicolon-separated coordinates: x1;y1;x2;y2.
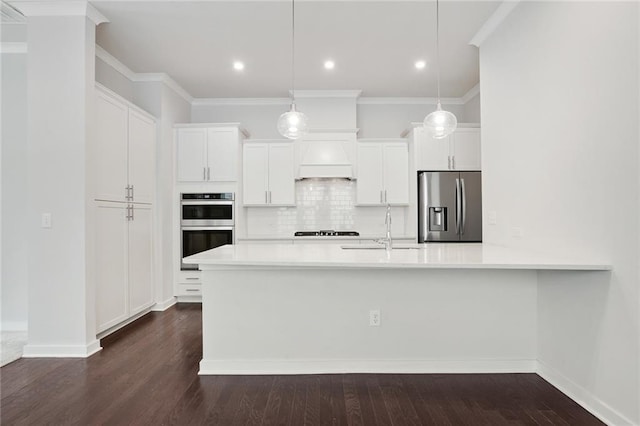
245;179;407;236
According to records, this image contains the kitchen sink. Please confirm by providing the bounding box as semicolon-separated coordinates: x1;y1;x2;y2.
340;244;423;250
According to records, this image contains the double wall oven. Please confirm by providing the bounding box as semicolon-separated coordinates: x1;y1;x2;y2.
181;193;234;270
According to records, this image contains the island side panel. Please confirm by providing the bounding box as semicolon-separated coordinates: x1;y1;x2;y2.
199;266;537;374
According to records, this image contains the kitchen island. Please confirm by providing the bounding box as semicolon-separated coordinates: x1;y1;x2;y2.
184;243;610;375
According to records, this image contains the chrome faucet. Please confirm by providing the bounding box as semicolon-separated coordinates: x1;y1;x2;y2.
376;204;393;251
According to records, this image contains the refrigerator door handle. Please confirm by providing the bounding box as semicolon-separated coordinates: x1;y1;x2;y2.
460;178;466;235
455;178;461;235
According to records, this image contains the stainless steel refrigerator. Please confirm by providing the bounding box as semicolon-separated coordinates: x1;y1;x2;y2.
418;171;482;242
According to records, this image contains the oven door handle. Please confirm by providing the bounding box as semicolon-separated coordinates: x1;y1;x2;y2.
181;226;235;231
181;200;234;206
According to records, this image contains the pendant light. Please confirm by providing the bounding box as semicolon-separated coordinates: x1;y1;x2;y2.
424;0;457;139
277;0;309;139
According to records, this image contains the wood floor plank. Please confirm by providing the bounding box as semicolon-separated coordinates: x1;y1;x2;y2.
0;305;605;426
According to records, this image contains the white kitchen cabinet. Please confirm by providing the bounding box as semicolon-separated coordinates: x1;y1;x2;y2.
416;126;481;171
356;140;409;205
176;125;246;182
243;142;295;206
128;204;154;316
95;202;154;333
94;86;156;204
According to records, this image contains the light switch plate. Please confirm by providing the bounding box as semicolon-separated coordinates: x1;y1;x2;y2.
41;213;52;228
488;211;497;225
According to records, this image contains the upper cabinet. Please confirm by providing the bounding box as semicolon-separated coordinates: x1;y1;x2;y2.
243;141;295;206
414;125;481;171
94;86;156;204
175;124;247;182
356;140;409;206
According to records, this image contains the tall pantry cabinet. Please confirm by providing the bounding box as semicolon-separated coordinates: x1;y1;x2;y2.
92;85;156;334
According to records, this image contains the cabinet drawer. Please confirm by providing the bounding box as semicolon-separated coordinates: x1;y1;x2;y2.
177;284;202;296
179;271;201;283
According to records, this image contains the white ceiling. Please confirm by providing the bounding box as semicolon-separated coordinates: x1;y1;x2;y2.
68;1;501;98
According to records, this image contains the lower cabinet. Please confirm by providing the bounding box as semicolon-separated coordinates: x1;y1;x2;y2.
95;201;154;333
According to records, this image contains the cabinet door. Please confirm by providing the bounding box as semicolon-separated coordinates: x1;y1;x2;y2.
176;128;207;182
356;143;384;205
383;143;409;205
128;109;156;203
451;128;481;171
207;128;237;181
243;144;269;205
128;204;154;316
95;202;129;333
94;91;128;202
418;127;451;171
268;144;295;206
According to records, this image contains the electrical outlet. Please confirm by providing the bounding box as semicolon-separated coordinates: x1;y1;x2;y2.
41;213;52;228
369;310;381;326
511;227;524;238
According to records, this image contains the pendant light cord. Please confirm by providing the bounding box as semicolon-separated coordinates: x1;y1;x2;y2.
436;0;441;103
291;0;296;104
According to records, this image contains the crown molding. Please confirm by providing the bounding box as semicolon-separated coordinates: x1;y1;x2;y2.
132;73;194;103
293;89;362;99
461;83;480;103
192;98;291;107
95;44;193;103
1;1;25;22
95;44;136;80
358;97;464;106
0;42;27;53
10;1;108;25
469;0;521;47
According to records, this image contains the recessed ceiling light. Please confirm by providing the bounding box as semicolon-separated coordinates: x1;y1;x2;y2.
415;60;427;70
233;61;245;71
324;60;335;70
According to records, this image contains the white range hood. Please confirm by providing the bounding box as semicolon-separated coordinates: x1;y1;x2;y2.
296;130;358;179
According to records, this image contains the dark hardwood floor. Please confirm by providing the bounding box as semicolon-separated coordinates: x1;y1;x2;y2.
1;304;603;425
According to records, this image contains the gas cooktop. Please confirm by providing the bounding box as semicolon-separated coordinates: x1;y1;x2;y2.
294;230;360;237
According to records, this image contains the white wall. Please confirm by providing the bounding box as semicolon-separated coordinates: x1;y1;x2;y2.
192;100;476;140
157;85;190;307
24;16;99;355
95;56;134;103
356;102;466;138
480;2;639;424
1;52;28;331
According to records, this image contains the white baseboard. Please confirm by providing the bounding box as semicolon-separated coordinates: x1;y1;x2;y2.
537;361;636;426
0;321;28;332
151;297;177;311
199;358;537;375
23;339;102;358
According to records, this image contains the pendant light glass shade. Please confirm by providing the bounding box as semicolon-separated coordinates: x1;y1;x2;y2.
424;101;457;139
424;0;457;139
277;103;309;140
278;0;309;140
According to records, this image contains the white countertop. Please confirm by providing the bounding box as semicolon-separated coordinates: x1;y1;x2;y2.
183;243;611;271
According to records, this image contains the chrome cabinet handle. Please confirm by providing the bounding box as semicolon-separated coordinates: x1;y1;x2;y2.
265;191;268;204
380;190;383;204
452;156;456;170
268;191;272;204
460;178;466;235
207;167;211;181
455;178;461;235
203;167;206;180
185;277;199;280
385;190;388;203
130;205;134;221
185;289;200;293
130;185;134;201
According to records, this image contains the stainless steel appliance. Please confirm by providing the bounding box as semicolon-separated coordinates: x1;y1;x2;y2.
418;171;482;242
181;193;234;270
